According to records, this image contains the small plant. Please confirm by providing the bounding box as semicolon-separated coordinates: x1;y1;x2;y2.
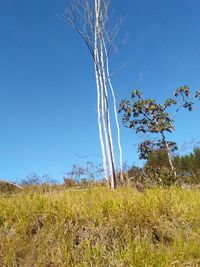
64;162;104;188
119;86;200;183
63;178;77;188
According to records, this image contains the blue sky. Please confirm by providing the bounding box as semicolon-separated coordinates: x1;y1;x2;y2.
1;0;200;182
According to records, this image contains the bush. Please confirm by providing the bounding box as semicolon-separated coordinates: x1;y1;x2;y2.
63;178;77;188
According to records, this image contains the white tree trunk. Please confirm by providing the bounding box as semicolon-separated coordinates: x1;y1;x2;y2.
161;132;177;179
99;39;116;189
102;37;124;181
94;0;108;183
99;66;113;184
95;0;116;189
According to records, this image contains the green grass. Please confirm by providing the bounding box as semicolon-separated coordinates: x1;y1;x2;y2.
1;186;200;266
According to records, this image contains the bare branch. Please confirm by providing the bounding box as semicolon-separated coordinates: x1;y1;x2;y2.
0;179;23;189
106;62;126;80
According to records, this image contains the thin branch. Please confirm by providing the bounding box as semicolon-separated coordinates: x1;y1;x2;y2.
106;62;126;81
0;180;23;189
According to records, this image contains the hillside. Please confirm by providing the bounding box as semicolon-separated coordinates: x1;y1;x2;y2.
0;186;200;266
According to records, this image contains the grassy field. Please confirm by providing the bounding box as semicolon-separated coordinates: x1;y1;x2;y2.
1;186;200;266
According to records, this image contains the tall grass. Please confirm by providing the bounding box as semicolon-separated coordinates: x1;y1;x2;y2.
0;187;200;266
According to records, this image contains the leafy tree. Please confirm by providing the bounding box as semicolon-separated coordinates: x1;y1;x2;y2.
119;86;200;180
145;149;170;169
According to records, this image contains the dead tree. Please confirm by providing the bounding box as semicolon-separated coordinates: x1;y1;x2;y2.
64;0;124;188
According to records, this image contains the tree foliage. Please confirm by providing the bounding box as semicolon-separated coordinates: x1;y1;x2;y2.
119;86;200;160
174;147;200;178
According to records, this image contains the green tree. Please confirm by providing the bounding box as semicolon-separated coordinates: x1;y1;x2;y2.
119;86;200;181
174;147;200;180
145;149;170;169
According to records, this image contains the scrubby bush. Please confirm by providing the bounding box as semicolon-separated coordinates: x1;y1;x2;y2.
63;178;77;188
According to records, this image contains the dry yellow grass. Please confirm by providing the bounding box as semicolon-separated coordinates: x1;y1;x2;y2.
0;186;200;266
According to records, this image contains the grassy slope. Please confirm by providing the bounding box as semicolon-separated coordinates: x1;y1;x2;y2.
0;187;200;266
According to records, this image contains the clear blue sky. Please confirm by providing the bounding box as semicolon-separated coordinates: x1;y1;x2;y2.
1;0;200;182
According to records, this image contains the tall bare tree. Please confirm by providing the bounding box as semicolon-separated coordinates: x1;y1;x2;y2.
64;0;124;188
